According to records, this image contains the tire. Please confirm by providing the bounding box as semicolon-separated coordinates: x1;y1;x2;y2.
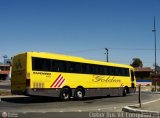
74;88;84;100
123;88;127;96
126;87;130;94
60;88;71;101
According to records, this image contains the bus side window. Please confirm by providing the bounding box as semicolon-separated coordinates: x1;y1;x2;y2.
121;68;126;76
98;66;101;74
88;64;93;74
67;62;74;72
124;69;129;76
32;57;46;71
104;66;109;75
43;59;51;71
115;67;120;76
51;60;58;72
51;60;66;72
74;62;82;73
58;61;67;72
109;66;114;75
81;63;89;74
100;66;105;75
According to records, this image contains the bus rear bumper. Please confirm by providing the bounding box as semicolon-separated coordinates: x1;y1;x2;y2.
26;88;61;97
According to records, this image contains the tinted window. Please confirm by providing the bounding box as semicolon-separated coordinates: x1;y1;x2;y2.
81;63;88;74
124;68;129;76
67;62;81;73
115;67;120;76
32;57;51;71
32;57;130;76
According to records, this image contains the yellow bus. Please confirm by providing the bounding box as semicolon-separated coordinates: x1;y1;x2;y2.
11;52;136;100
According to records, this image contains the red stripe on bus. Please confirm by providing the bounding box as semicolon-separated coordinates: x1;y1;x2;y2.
57;79;65;88
53;76;63;88
50;74;62;88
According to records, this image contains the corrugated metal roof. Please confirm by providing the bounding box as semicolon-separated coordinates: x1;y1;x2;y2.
134;67;153;72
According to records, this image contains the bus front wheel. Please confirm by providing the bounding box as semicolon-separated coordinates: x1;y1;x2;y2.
60;88;71;101
123;88;127;96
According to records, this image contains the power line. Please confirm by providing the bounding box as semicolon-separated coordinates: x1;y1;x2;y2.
61;47;159;67
107;47;160;51
63;47;160;54
63;48;104;54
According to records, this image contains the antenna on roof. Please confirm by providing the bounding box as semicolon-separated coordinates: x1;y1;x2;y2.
3;55;8;64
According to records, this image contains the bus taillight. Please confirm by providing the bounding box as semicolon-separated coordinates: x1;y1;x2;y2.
26;79;30;87
26;73;30;87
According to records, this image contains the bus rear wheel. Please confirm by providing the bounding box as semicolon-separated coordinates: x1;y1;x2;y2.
60;88;71;101
74;88;84;100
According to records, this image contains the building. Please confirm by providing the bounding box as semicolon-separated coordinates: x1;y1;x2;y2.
4;59;12;65
134;67;153;86
0;64;11;80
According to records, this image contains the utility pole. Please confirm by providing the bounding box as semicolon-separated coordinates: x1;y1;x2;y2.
152;16;157;91
152;16;157;74
105;48;108;62
138;85;141;108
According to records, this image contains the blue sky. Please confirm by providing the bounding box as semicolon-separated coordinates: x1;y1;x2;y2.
0;0;160;67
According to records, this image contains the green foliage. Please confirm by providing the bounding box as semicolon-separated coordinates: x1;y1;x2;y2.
130;58;143;67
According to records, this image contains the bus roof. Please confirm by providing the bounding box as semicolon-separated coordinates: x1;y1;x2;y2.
16;52;132;69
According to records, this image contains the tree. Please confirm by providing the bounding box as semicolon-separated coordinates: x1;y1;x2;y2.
130;58;143;67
